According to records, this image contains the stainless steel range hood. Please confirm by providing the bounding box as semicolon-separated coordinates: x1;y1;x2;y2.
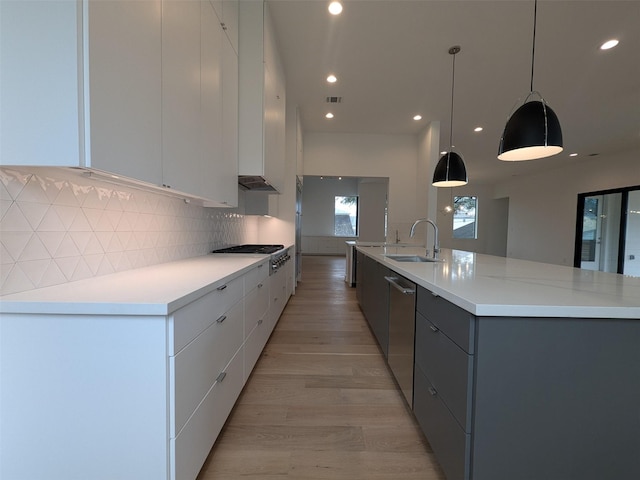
238;175;278;192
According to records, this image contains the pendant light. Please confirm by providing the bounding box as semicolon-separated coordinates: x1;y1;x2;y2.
433;46;468;187
498;0;563;161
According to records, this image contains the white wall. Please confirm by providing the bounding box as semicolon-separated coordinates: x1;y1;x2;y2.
437;183;509;257
358;179;387;242
494;148;640;266
303;130;436;245
300;176;359;236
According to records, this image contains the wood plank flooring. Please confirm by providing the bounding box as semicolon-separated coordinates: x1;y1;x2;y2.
196;255;446;479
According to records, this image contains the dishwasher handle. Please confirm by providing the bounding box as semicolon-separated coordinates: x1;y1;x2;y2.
384;276;416;295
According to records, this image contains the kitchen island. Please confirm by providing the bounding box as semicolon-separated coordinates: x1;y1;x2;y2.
0;253;293;480
356;245;640;480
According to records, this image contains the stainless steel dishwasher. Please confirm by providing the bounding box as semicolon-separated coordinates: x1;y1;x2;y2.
385;274;417;407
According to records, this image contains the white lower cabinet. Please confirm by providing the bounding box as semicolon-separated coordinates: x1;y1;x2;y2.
172;347;244;480
0;258;288;480
244;260;270;381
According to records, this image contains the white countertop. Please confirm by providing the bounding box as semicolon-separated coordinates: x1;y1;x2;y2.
0;254;268;316
358;246;640;319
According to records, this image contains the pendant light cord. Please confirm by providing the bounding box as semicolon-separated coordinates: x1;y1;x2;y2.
449;48;457;150
530;0;537;93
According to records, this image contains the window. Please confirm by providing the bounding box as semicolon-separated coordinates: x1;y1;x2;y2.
453;196;477;239
335;195;358;236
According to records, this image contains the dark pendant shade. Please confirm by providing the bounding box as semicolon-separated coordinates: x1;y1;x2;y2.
498;99;563;161
432;151;468;187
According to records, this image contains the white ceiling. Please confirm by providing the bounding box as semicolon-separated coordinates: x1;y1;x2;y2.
267;0;640;184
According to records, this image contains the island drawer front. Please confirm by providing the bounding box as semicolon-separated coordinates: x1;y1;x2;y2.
172;348;244;480
414;366;471;480
244;260;269;293
415;312;473;431
416;286;475;354
171;275;243;354
171;300;243;436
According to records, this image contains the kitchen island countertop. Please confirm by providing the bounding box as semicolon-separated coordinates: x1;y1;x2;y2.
357;245;640;318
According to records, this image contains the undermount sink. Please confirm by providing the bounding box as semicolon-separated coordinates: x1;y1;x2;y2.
384;254;443;263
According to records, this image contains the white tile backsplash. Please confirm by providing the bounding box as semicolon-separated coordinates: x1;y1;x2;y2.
0;167;256;295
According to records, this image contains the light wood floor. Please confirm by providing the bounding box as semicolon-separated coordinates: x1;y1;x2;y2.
196;255;446;479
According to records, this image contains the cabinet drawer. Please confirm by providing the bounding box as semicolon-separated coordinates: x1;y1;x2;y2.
416;286;475;353
244;260;269;293
171;347;244;480
244;313;270;382
414;368;471;480
171;300;243;436
170;275;243;354
245;279;269;338
415;312;473;431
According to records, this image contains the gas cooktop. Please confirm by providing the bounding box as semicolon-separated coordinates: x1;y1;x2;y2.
211;244;285;254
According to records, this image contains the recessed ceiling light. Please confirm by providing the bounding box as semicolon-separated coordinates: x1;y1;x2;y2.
569;153;578;157
600;39;619;50
325;112;334;119
474;127;483;132
328;2;343;15
327;74;337;83
413;115;422;121
440;151;447;155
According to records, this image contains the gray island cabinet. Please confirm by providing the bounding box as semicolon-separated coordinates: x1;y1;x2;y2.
355;246;640;480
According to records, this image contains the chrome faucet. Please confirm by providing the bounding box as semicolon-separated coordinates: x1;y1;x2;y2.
410;218;439;259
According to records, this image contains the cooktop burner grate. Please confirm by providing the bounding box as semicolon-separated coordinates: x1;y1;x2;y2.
211;244;285;254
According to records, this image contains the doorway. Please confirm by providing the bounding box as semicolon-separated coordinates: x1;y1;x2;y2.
574;186;640;277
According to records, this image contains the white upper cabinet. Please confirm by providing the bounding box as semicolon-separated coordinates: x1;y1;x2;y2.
88;0;163;186
210;0;239;55
0;1;82;167
201;0;238;207
238;1;286;194
0;0;238;207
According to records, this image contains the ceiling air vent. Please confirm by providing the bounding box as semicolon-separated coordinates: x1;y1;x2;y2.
326;96;343;103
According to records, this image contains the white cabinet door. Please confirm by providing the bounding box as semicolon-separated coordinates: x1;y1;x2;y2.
201;1;238;208
238;0;285;193
0;1;81;166
87;0;163;186
161;0;201;194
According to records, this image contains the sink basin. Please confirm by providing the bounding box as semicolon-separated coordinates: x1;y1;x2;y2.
384;254;443;263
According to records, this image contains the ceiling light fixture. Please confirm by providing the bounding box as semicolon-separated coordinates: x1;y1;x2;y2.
498;0;563;161
474;127;483;132
569;152;578;157
413;115;422;121
328;2;343;15
433;45;468;187
327;74;337;83
600;39;619;50
326;112;334;119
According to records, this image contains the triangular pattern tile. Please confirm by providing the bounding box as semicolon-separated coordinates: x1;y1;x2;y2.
3;203;33;231
20;259;51;286
17;201;49;230
55;256;80;281
2;264;35;294
38;207;66;232
37;231;66;257
20;234;51;261
38;260;67;288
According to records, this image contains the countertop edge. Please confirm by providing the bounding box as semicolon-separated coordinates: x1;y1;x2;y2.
0;255;272;316
356;245;640;319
